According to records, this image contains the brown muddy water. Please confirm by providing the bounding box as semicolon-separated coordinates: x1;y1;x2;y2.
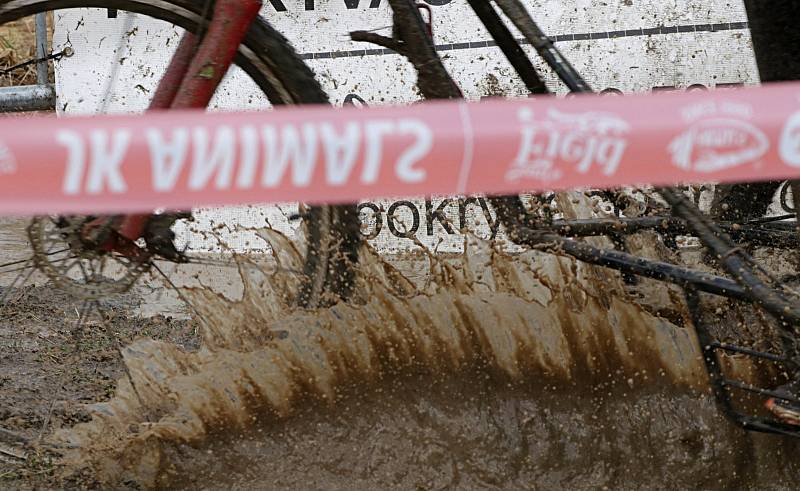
156;379;795;490
2;209;800;490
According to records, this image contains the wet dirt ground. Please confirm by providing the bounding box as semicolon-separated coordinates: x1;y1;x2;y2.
0;285;199;487
2;216;800;490
0;218;197;486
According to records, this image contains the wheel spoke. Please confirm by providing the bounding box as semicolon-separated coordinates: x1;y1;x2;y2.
0;265;35;275
46;243;60;254
0;249;68;271
63;259;83;274
71;300;93;348
0;257;32;270
76;260;91;283
0;263;36;305
89;256;99;278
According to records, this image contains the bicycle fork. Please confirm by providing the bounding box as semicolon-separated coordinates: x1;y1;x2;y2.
91;0;263;255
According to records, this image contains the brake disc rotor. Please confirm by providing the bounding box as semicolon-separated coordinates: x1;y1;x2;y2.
27;216;151;300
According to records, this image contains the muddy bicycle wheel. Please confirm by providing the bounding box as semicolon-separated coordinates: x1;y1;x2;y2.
27;215;151;299
0;0;360;308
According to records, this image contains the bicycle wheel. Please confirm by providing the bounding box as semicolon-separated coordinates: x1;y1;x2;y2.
0;0;360;308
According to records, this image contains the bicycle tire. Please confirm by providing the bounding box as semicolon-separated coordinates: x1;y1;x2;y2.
0;0;360;308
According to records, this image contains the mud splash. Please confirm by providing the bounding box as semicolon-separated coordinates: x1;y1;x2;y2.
55;195;800;489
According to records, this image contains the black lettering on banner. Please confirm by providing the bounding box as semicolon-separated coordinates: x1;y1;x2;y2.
343;93;368;107
266;0;391;10
573;84;743;97
387;201;420;238
717;82;745;89
343;0;382;8
600;87;623;96
425;198;455;235
343;0;360;8
358;202;383;240
261;0;455;11
459;197;499;239
266;0;287;11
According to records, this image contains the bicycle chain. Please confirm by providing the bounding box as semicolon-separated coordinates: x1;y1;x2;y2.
27;216;151;300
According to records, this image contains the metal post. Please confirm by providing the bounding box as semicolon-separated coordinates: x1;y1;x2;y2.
34;13;48;85
0;12;55;113
0;85;56;112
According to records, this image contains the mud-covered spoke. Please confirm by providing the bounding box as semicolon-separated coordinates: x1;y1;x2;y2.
70;300;93;348
75;260;92;284
0;256;35;270
0;260;34;305
98;255;110;277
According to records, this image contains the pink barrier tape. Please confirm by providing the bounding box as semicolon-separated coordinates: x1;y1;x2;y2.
1;82;800;215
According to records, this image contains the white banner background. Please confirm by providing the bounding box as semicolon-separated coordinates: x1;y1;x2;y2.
52;1;758;252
